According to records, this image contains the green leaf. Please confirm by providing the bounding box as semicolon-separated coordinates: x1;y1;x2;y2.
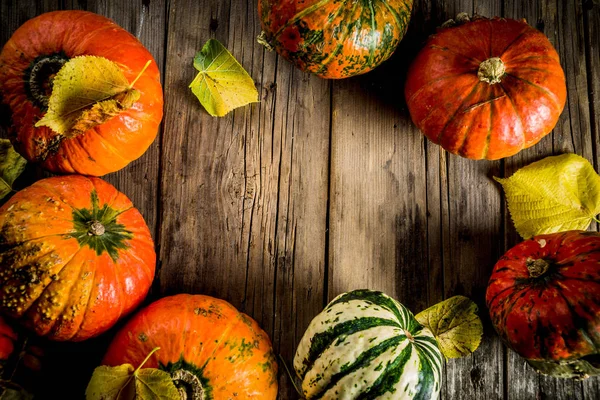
0;139;27;200
85;348;180;400
495;154;600;239
190;39;259;117
415;296;483;359
35;56;149;138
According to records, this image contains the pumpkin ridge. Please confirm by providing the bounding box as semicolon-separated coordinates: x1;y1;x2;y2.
550;283;600;355
455;100;482;155
380;0;408;32
503;73;563;109
60;262;97;341
481;92;494;158
428;45;482;66
434;81;482;143
353;344;414;400
315;0;361;75
499;27;532;57
37;244;86;334
327;290;403;322
498;82;526;150
406;72;476;106
309;335;407;398
303;317;401;376
272;0;331;39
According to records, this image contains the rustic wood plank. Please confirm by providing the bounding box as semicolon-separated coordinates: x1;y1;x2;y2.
158;1;330;397
328;4;429;309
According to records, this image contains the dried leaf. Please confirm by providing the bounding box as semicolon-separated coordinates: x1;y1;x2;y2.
85;348;179;400
189;39;258;117
495;154;600;239
35;56;145;137
0;139;27;200
415;296;483;359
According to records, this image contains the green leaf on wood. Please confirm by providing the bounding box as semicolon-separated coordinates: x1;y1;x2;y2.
495;154;600;239
415;296;483;359
85;347;179;400
0;139;27;200
189;39;259;117
35;56;149;138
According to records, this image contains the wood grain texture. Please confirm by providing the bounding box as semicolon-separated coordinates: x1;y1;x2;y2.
157;0;330;397
0;0;599;398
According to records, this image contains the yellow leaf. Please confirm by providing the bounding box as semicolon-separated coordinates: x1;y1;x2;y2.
495;154;600;239
85;348;180;400
415;296;483;359
35;56;146;137
189;39;258;117
0;139;27;201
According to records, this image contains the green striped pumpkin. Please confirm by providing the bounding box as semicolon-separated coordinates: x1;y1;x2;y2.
294;289;442;399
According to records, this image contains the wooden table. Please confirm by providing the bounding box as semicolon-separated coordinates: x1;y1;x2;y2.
1;0;599;399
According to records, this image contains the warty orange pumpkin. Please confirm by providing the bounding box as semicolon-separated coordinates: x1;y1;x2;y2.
0;175;155;341
103;294;278;399
0;11;163;176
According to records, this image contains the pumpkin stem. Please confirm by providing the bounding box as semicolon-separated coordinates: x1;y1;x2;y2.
403;329;415;342
88;221;105;236
172;369;205;400
26;53;69;110
478;57;506;85
526;258;550;278
257;31;274;52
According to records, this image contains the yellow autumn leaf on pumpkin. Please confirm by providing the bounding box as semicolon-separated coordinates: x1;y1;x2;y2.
189;39;258;117
35;56;149;137
495;154;600;239
415;296;483;359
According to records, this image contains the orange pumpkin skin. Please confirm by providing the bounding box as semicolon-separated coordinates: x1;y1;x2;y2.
103;294;278;399
405;17;566;160
0;176;155;341
0;11;163;176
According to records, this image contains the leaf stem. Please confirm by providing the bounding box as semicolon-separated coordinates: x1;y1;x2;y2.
277;354;304;398
128;60;152;89
135;347;160;374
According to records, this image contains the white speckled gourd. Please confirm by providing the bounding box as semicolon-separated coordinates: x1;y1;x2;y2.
294;289;443;399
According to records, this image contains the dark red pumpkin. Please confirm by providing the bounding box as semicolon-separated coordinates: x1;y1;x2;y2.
405;17;566;160
0;175;155;341
103;294;278;399
0;316;17;362
258;0;413;79
486;231;600;378
0;11;163;176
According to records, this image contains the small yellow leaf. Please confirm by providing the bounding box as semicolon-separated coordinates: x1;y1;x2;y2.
415;296;483;359
495;154;600;239
189;39;259;117
35;56;141;137
0;139;27;201
85;348;179;400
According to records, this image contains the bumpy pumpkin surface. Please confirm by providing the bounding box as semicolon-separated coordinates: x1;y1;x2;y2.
0;175;155;341
103;294;278;399
405;17;566;160
486;231;600;378
0;11;163;175
295;289;442;399
258;0;413;79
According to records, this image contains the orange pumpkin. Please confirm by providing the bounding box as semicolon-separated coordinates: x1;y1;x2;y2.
0;11;163;176
405;17;566;159
103;294;278;399
0;175;155;341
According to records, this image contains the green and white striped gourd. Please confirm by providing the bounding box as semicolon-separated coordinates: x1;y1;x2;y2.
294;289;443;399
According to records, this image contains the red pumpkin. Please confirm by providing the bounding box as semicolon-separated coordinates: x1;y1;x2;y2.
0;316;17;362
0;175;155;341
0;11;163;176
405;17;566;160
103;294;278;399
486;231;600;378
258;0;413;79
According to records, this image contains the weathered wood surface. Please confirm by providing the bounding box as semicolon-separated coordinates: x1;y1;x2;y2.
0;0;599;399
